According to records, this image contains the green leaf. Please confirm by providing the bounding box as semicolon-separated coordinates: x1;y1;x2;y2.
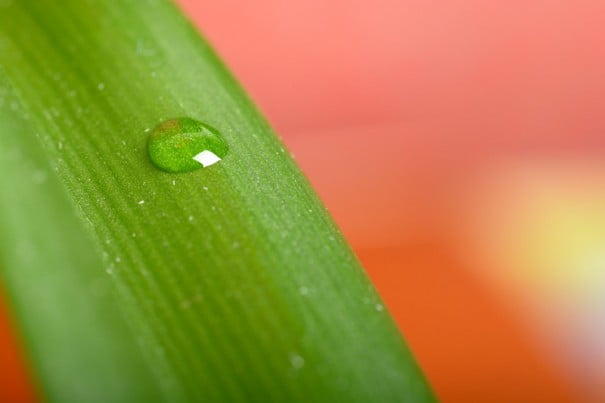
0;1;434;402
0;70;165;402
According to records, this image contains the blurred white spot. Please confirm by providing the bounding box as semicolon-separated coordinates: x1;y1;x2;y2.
32;170;47;184
289;353;305;370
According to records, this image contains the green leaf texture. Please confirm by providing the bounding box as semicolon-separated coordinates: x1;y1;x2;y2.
0;1;434;402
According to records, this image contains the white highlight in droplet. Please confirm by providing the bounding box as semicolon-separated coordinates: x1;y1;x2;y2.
193;150;221;168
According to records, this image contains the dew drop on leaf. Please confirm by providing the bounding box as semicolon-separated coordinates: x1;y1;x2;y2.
147;117;228;173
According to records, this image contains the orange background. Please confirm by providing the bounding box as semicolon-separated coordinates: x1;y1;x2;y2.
3;0;605;401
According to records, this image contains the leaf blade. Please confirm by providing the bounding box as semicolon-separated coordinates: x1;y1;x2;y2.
0;1;434;401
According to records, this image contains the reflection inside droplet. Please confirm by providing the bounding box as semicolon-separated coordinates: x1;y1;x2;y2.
193;150;221;168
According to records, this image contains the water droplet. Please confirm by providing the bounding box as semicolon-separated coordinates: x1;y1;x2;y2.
97;82;105;91
138;200;145;205
147;118;228;173
375;303;384;312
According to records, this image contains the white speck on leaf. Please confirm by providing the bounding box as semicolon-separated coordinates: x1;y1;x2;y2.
289;353;305;370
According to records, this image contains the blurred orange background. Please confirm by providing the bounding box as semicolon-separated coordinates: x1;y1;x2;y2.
2;0;605;401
